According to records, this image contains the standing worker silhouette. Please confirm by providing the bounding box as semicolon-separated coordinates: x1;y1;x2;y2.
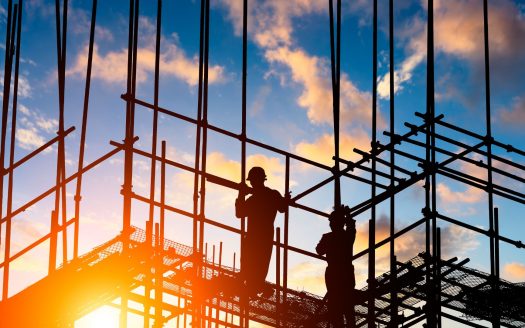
316;205;356;327
235;167;287;296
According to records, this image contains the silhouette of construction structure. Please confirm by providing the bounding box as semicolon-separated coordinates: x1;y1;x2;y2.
0;0;524;327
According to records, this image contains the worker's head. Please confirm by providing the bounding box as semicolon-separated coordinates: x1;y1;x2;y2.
247;166;266;189
328;205;351;232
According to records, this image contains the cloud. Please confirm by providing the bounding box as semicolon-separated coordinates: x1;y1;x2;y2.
503;262;525;282
68;6;114;41
218;0;378;131
295;130;371;167
355;216;479;271
0;71;32;98
67;43;225;87
165;151;288;217
219;0;325;48
16;104;58;151
288;261;326;294
250;85;272;116
379;0;525;99
436;183;485;204
499;95;525;128
377;17;427;99
266;47;375;129
205;152;286;191
287;215;479;294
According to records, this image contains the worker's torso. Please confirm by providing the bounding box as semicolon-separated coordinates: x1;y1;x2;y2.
321;231;354;269
245;187;281;236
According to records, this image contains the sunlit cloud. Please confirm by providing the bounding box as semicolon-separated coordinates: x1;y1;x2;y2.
67;43;225;87
219;0;379;131
295;130;371;167
164;151;287;218
287;215;479;293
288;261;326;294
436;183;485;204
503;262;525;282
379;0;525;99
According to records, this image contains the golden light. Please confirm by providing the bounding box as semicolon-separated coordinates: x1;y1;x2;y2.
75;305;120;328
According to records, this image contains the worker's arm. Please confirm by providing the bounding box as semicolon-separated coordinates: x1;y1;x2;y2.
276;190;290;213
235;197;246;218
235;182;249;218
345;219;357;246
316;234;328;256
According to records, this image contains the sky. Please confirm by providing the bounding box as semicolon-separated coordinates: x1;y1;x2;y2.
0;0;524;327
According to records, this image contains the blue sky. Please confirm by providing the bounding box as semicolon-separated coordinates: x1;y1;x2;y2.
1;0;524;326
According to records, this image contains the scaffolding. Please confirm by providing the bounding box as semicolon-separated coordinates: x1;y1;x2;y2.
0;0;524;327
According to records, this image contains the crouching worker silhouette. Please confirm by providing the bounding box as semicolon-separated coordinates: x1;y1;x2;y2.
316;205;356;328
235;167;287;297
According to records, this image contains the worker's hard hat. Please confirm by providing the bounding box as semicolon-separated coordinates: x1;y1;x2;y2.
247;166;267;181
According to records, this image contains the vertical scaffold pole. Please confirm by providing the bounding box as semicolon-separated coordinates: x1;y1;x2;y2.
197;0;211;325
424;0;435;325
73;0;97;260
388;0;398;325
328;0;341;209
0;0;14;250
193;0;206;325
482;2;498;326
145;1;163;325
283;155;290;304
240;0;248;326
121;0;140;325
51;0;69;272
368;0;378;325
2;1;21;301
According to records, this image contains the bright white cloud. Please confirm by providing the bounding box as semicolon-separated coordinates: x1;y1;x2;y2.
16;104;58;151
67;43;225;86
0;71;32;98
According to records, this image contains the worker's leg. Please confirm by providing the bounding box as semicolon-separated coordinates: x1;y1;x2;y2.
326;268;345;328
250;234;274;294
343;268;356;327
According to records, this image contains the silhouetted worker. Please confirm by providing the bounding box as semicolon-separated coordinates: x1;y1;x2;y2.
316;205;356;328
235;166;287;296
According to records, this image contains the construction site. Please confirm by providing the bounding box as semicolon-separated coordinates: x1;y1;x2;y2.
0;0;524;327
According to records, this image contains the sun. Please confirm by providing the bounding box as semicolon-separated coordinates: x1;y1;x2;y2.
75;305;120;328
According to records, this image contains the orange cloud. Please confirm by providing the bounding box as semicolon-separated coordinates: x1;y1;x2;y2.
265;46;375;130
287;216;479;294
295;130;371;167
287;261;326;295
503;262;525;282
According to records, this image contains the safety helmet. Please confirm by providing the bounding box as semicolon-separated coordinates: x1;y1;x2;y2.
247;166;267;181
